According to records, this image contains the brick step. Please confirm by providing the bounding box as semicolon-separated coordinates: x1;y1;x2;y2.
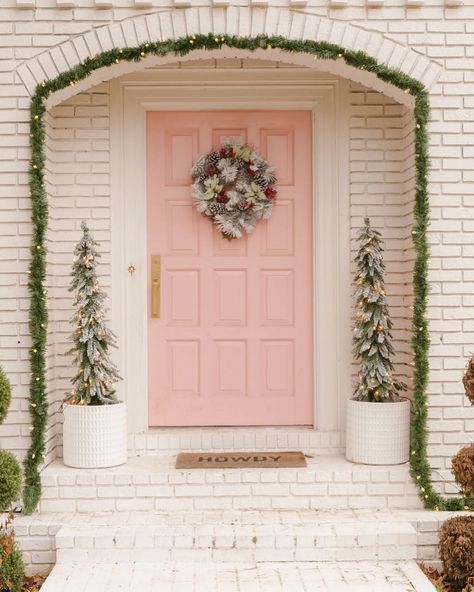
39;455;422;513
54;519;417;564
14;508;454;574
40;560;435;592
126;428;344;457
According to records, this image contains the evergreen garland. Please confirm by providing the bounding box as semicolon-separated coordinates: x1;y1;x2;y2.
23;32;473;513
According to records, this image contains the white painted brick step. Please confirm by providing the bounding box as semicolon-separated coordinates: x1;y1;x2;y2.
39;455;422;513
54;518;417;563
127;428;344;457
40;560;435;592
14;509;457;574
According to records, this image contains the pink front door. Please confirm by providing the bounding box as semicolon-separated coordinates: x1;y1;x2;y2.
147;111;313;426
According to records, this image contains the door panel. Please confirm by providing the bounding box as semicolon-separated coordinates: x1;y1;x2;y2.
147;110;313;426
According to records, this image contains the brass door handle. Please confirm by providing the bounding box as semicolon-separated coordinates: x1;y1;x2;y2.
151;255;161;318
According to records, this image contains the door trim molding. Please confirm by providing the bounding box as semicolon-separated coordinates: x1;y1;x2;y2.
110;69;351;434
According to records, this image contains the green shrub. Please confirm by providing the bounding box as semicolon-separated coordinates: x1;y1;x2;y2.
439;515;474;590
0;367;11;425
0;369;24;592
452;443;474;499
0;451;21;513
0;526;24;592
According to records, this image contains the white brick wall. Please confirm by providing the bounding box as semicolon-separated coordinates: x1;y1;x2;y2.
349;83;415;389
0;4;472;497
44;83;111;461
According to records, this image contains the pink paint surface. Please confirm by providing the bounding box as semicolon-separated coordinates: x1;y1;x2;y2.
147;111;313;426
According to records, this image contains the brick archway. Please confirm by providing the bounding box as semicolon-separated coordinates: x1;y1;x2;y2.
16;7;441;107
21;19;450;513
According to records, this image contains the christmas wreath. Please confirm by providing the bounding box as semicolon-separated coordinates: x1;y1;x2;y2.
191;143;277;240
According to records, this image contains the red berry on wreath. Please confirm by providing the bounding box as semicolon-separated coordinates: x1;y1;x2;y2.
229;147;235;158
220;147;227;158
265;187;277;199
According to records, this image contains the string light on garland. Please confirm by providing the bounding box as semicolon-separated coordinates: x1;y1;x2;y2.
23;32;474;514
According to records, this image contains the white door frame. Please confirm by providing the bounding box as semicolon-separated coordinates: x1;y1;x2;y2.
110;67;351;434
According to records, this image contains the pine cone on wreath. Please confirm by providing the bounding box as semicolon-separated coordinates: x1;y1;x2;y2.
192;159;206;180
207;150;220;166
208;202;228;216
462;355;474;405
253;171;269;190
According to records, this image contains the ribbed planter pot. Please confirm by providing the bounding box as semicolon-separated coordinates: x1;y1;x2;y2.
345;398;410;465
63;402;127;469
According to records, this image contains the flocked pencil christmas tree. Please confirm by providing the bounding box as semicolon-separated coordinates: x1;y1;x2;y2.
352;217;406;402
65;222;120;405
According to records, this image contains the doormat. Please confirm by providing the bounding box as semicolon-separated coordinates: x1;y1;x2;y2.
175;451;307;469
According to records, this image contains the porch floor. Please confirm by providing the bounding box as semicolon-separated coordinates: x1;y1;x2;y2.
40;560;433;592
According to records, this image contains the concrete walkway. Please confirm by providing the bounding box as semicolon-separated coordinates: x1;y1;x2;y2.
41;560;434;592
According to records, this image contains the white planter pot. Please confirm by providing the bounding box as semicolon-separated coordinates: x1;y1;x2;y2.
63;402;127;469
345;398;410;465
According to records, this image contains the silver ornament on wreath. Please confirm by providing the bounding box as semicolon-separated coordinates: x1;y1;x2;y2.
190;142;278;240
